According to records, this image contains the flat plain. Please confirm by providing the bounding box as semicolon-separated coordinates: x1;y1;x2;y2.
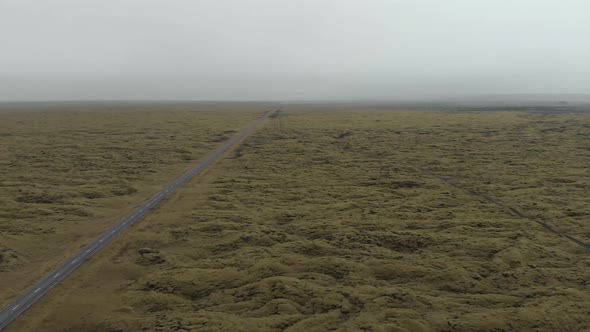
0;104;266;309
5;106;590;331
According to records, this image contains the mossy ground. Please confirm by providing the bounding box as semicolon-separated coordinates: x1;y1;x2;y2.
7;107;590;331
0;105;265;307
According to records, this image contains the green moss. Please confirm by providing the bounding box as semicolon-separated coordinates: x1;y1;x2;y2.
0;105;265;309
11;108;590;332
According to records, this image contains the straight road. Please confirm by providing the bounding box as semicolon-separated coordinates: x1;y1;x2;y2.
0;108;278;331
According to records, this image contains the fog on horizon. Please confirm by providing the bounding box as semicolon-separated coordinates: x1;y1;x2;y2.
0;0;588;102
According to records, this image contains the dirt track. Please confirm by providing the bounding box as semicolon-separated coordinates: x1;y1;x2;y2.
416;166;590;250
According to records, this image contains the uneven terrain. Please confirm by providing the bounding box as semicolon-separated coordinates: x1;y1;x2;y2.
6;108;590;331
0;104;265;308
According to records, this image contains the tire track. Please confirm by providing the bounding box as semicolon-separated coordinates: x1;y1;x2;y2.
414;166;590;251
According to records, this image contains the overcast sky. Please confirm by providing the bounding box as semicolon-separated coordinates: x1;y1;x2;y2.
0;0;588;101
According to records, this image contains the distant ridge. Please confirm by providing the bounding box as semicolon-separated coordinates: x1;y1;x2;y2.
0;100;278;110
1;94;589;109
447;93;590;106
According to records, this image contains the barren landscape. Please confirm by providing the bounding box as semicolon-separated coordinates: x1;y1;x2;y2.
5;106;589;331
3;0;590;330
0;104;266;309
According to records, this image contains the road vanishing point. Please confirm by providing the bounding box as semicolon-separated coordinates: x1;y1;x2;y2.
0;109;278;331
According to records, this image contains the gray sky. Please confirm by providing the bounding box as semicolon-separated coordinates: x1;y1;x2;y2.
0;0;588;101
